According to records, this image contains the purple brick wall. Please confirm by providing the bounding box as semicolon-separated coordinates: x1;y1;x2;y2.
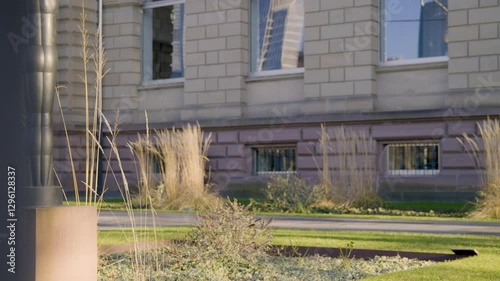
53;118;488;201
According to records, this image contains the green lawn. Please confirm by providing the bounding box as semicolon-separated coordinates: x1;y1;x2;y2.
364;255;500;281
98;227;192;246
98;227;500;280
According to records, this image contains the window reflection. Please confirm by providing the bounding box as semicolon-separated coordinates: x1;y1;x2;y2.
381;0;448;62
251;0;304;72
143;3;185;81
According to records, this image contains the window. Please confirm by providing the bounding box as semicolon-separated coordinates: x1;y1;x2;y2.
253;147;296;174
386;143;439;176
250;0;304;73
380;0;448;63
143;0;185;81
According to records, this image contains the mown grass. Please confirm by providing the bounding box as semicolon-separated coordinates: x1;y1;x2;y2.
98;228;500;280
99;228;500;254
273;230;500;280
364;255;500;281
98;227;192;247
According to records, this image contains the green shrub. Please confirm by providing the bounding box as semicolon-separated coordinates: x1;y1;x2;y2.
263;175;323;213
99;199;274;280
188;199;273;269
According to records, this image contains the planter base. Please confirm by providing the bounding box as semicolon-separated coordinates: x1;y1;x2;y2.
19;206;97;281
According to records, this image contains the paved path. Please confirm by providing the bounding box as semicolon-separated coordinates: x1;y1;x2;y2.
98;211;500;236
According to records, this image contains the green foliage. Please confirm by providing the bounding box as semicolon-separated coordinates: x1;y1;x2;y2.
99;199;276;280
309;204;467;218
187;199;273;270
338;241;356;269
260;175;323;213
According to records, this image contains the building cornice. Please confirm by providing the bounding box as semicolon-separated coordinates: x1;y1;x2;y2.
103;0;142;8
85;106;500;133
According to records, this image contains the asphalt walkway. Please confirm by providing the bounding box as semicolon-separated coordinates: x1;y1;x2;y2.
98;211;500;236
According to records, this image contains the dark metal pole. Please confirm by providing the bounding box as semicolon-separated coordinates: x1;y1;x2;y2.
23;0;62;206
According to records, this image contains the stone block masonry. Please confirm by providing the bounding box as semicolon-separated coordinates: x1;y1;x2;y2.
303;0;378;113
182;0;249;120
448;1;500;90
56;0;98;125
101;0;142;124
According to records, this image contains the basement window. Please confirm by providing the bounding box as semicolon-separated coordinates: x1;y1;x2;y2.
253;146;296;175
386;143;439;176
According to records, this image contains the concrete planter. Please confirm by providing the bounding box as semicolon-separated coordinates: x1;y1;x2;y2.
19;206;97;281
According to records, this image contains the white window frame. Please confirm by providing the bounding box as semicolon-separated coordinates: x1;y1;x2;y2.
142;0;185;83
385;143;440;177
379;56;448;68
249;0;305;77
379;0;448;66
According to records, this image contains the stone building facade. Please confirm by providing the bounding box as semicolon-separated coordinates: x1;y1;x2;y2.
54;0;500;201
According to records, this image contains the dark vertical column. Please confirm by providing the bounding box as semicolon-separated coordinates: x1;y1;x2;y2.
0;2;29;280
2;2;66;280
20;0;62;207
25;0;59;188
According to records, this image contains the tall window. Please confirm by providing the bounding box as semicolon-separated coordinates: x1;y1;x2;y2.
250;0;304;73
253;147;296;174
386;143;439;176
380;0;448;63
143;0;185;81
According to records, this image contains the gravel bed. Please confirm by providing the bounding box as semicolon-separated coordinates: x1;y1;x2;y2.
98;251;434;281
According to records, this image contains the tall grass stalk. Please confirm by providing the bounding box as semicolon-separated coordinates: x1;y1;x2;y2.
154;129;180;201
100;114;150;280
55;5;164;280
459;118;500;219
55;5;108;206
319;125;379;208
78;3;92;204
179;124;211;200
130;124;219;210
55;86;79;202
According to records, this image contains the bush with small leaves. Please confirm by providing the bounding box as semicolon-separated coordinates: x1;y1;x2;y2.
263;175;323;213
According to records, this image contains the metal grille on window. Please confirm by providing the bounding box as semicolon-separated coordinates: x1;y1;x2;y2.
254;147;296;174
387;143;439;176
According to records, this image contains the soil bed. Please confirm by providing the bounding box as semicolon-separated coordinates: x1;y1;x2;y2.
99;240;474;262
269;245;474;262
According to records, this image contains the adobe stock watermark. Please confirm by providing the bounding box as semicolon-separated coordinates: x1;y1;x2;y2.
442;74;500;134
6;166;17;274
7;16;39;54
7;14;60;54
